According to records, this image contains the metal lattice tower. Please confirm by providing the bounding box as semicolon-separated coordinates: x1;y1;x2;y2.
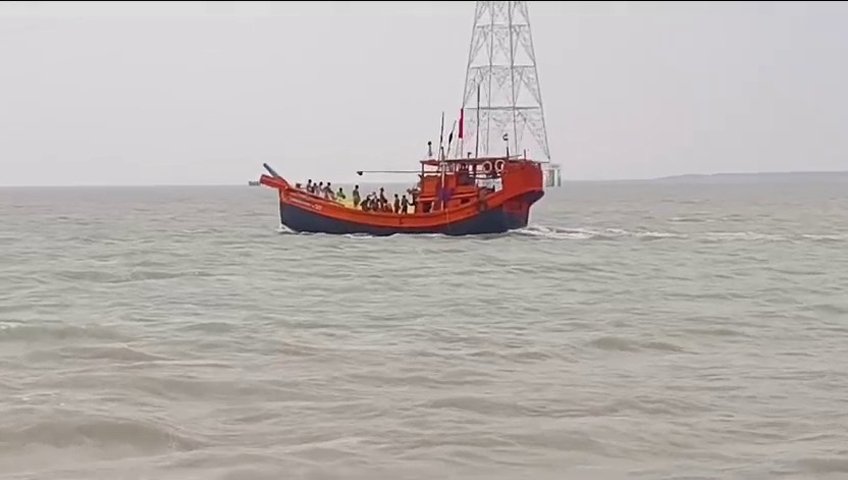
460;1;550;162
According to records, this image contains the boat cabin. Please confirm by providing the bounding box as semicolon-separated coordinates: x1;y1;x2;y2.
412;156;542;214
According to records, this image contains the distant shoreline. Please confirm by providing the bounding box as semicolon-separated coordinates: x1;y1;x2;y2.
654;170;848;181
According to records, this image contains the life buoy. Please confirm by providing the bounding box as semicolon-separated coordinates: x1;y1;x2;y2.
494;159;505;174
482;161;493;173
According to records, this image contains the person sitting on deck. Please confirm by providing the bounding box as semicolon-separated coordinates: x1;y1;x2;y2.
336;187;346;203
352;185;361;208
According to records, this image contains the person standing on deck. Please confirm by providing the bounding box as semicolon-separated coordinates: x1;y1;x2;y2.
393;194;400;214
352;185;361;208
379;188;388;209
401;195;410;214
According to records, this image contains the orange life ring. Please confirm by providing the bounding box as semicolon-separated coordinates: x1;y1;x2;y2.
494;159;505;174
482;161;493;173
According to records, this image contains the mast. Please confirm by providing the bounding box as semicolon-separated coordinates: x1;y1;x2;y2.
475;82;480;158
507;1;518;156
459;1;551;162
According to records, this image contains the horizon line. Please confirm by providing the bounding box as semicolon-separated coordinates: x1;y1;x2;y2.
1;169;847;188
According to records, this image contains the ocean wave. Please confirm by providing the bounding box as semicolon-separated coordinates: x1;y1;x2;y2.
421;396;541;418
702;231;787;242
669;216;710;223
682;327;749;338
800;233;848;242
517;225;847;244
515;225;689;241
0;415;204;454
513;225;599;240
588;336;686;353
0;324;127;343
24;344;168;363
55;269;196;284
796;457;848;474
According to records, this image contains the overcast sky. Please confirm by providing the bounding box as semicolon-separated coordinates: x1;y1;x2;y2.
1;1;847;186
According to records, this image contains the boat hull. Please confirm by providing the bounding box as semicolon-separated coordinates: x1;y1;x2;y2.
278;194;539;236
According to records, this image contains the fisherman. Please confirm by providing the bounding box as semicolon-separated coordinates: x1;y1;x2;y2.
336;186;346;203
401;194;410;214
407;186;419;205
393;194;400;214
306;179;313;193
316;181;324;196
324;182;336;200
379;188;388;208
352;185;361;208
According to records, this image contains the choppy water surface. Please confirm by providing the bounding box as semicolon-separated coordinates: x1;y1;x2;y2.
1;178;847;479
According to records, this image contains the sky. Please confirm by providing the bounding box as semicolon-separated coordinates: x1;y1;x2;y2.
1;1;847;186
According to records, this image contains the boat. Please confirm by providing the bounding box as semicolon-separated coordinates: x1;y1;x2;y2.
257;147;544;236
256;1;552;236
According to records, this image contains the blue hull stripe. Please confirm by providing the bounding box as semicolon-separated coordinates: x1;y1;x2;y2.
279;202;528;236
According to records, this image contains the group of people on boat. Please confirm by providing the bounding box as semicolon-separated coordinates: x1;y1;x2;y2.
294;180;416;215
356;187;414;214
299;179;346;203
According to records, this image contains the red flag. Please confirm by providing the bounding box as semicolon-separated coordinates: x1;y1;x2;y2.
458;108;464;139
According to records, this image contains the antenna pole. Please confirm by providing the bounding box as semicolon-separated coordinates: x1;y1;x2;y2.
507;1;519;155
438;111;445;161
475;82;480;158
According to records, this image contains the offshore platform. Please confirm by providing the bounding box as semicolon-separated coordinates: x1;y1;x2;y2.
459;1;561;187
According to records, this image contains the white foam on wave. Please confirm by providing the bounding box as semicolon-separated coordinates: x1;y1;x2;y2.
276;224;297;235
800;233;847;242
635;231;689;239
669;216;710;223
273;223;843;244
514;225;599;240
703;231;786;242
516;225;688;241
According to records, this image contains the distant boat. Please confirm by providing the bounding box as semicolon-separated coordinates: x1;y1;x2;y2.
248;180;260;187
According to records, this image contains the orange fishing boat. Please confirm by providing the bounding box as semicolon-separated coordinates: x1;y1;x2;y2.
258;148;544;236
255;1;555;236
